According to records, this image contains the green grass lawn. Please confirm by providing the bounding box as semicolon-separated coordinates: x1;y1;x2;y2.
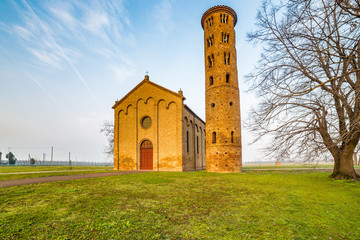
1;171;359;239
0;166;114;181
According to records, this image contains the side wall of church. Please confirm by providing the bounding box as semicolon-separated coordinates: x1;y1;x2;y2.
182;106;206;171
114;81;184;171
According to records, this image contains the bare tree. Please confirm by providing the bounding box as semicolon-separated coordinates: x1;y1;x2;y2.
100;120;114;158
247;0;360;180
336;0;360;17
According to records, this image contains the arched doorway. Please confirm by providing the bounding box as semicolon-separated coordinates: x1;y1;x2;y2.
140;140;153;170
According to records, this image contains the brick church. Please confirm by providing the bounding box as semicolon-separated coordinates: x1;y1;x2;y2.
113;5;242;172
112;75;206;171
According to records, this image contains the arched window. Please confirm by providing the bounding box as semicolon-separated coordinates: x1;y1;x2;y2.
220;14;228;23
224;52;230;65
187;131;189;153
207;34;214;47
197;136;199;154
208;54;214;68
231;131;234;143
212;132;216;144
222;32;229;43
207;16;214;27
210;76;214;85
226;74;230;83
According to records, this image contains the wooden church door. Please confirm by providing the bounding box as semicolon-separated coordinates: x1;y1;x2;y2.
140;140;153;170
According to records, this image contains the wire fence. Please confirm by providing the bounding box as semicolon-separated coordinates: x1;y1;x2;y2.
7;160;111;166
0;146;112;167
242;159;335;165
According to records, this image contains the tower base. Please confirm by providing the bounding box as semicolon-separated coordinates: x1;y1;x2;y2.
206;145;242;173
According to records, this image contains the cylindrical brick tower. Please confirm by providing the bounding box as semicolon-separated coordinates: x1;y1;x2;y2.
201;5;242;173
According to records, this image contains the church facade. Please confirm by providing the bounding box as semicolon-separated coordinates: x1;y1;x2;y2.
112;75;205;172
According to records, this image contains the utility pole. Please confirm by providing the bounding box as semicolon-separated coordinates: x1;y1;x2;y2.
69;152;72;170
51;147;53;167
43;153;45;165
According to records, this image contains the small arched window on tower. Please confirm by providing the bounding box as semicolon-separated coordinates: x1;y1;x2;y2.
222;32;229;43
224;52;230;65
231;131;234;143
212;132;216;144
226;74;230;83
210;76;214;86
207;34;214;47
207;16;214;27
208;54;214;68
220;14;229;23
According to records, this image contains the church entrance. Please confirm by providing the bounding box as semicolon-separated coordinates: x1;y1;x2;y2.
140;140;153;170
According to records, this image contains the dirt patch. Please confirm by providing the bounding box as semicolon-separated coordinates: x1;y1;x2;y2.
0;171;139;188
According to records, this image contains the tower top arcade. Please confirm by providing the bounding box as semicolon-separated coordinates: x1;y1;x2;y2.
201;5;237;29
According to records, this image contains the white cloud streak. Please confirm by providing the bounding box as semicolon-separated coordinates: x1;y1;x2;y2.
21;0;103;107
153;0;175;34
110;65;136;84
7;0;137;108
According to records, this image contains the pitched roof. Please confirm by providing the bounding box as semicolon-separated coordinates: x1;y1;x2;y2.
184;104;205;125
112;75;185;109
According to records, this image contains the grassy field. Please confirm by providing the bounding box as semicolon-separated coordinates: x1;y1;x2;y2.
0;166;114;181
1;164;358;181
1;171;359;239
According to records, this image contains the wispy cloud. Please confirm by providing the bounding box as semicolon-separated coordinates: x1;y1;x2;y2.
6;0;137;107
20;0;105;106
47;0;132;60
28;48;62;69
153;0;175;34
110;64;135;84
13;25;32;40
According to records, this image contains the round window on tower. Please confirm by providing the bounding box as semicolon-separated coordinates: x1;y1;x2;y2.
141;116;152;129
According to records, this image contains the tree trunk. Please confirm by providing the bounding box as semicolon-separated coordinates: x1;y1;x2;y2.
354;153;358;166
331;145;359;180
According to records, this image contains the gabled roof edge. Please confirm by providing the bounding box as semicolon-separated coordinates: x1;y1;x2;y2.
112;77;184;109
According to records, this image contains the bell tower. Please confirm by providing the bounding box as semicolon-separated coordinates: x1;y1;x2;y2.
201;5;242;173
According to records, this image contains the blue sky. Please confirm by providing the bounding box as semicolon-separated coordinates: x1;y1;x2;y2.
0;0;265;163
